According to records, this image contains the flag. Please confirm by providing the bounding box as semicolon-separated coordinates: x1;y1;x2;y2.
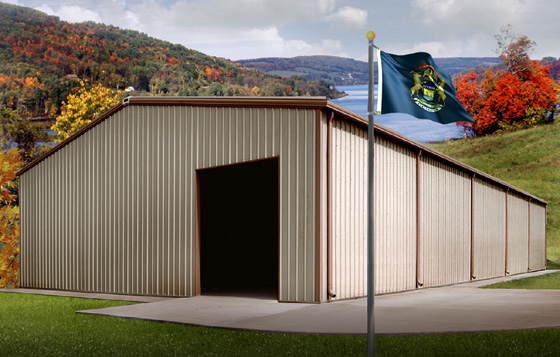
379;51;474;124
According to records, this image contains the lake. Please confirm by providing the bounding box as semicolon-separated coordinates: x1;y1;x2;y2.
332;84;465;143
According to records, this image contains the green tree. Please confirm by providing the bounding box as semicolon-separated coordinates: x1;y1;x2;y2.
0;106;49;162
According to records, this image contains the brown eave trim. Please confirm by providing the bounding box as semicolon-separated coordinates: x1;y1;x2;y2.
326;101;547;206
123;95;330;109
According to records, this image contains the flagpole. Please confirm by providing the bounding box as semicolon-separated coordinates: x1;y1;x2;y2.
366;30;376;357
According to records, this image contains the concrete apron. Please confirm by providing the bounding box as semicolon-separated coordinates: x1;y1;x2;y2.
4;270;560;336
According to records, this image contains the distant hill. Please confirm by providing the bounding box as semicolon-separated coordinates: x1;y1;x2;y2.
238;56;370;85
434;57;503;75
0;3;340;118
238;56;504;85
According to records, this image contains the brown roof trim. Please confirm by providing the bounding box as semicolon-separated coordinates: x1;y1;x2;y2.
123;96;330;109
16;96;548;205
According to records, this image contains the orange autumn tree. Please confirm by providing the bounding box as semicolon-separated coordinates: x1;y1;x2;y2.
0;148;22;288
455;26;558;136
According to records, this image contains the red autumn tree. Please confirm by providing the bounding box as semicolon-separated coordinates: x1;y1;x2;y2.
456;26;558;136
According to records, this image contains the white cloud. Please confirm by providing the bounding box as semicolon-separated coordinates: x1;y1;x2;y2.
326;6;368;30
401;0;560;57
190;26;346;60
284;38;344;56
388;32;494;58
410;0;559;41
34;4;102;23
123;10;143;31
411;0;520;29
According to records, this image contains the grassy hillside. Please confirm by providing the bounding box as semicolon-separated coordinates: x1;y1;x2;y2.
431;122;560;268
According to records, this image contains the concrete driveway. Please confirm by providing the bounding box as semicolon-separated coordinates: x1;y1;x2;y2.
5;270;560;336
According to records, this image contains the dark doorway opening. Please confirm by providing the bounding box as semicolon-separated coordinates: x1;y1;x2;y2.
198;158;279;299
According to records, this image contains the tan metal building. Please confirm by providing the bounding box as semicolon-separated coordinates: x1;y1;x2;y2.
17;97;547;303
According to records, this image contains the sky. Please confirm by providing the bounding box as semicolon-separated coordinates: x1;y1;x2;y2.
3;0;560;62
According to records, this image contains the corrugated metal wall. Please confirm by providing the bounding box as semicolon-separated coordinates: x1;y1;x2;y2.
329;117;368;299
329;117;416;298
529;202;547;271
418;156;471;287
373;136;417;294
507;192;529;275
327;118;546;299
472;178;507;280
20;105;317;302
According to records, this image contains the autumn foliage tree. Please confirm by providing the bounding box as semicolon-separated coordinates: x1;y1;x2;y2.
456;26;558;135
0;148;22;288
51;80;124;141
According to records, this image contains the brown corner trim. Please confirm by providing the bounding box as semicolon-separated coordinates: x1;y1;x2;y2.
314;109;323;302
416;150;423;288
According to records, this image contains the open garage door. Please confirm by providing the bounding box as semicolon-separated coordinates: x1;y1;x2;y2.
198;158;279;299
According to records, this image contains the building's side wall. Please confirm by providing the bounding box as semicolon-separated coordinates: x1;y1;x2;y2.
20;105;317;302
326;119;546;299
418;157;471;287
473;178;507;280
329;118;416;298
507;192;529;275
529;202;547;271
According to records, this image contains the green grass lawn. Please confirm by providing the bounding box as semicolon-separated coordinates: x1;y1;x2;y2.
0;292;365;356
1;292;560;356
431;121;560;267
484;271;560;290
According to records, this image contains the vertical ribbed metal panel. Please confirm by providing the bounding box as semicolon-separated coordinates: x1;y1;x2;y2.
529;202;547;271
506;192;529;275
419;156;471;287
329;119;416;298
19;105;316;301
276;108;316;302
473;179;506;280
374;136;417;294
330;117;368;299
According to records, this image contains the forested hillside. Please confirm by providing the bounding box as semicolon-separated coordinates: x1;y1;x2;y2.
0;2;340;118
